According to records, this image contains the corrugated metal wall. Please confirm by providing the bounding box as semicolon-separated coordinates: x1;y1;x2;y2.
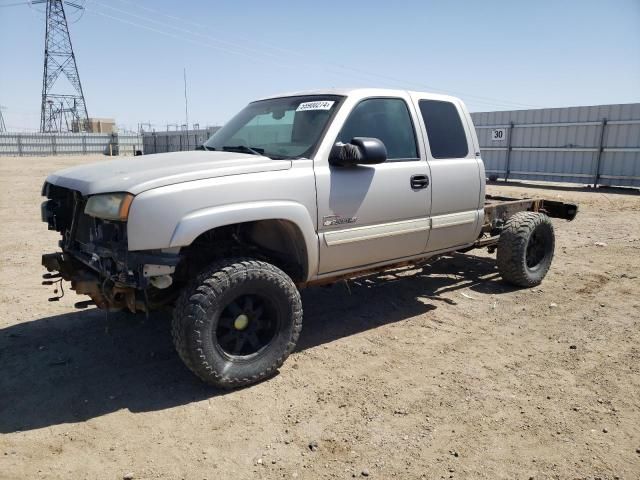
143;128;221;154
114;134;143;156
471;103;640;187
0;132;143;156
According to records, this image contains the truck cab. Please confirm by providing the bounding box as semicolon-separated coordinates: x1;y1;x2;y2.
308;89;485;274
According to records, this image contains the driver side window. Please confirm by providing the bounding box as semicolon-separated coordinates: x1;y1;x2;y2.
337;98;418;161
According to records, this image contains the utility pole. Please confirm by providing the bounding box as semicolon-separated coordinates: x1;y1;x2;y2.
183;67;190;149
138;122;153;133
36;0;89;133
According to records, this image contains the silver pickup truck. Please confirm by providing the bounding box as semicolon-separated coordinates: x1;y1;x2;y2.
41;88;577;388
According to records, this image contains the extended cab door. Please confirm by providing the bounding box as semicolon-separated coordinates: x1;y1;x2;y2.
314;94;432;274
410;95;484;252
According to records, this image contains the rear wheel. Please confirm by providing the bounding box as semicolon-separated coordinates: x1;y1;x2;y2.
497;212;555;287
172;258;302;388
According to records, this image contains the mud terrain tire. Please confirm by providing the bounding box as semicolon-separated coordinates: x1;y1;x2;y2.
172;258;302;388
497;212;555;287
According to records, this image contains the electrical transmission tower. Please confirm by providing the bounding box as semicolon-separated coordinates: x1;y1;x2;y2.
37;0;89;133
0;106;6;133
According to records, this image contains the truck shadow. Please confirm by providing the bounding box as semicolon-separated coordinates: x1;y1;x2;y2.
297;252;508;350
0;253;509;433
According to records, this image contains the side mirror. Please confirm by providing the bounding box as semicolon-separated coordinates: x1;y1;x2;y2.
329;137;387;166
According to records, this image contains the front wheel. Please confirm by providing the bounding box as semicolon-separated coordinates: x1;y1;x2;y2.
497;212;555;287
172;258;303;388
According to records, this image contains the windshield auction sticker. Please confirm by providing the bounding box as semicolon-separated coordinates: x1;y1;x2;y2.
296;101;335;112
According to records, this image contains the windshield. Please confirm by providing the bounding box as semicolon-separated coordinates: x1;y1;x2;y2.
204;95;344;159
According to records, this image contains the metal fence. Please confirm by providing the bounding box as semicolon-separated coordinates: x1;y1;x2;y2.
143;128;221;154
0;132;143;157
471;103;640;187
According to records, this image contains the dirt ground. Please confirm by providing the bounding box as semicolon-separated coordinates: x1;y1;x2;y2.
0;155;639;480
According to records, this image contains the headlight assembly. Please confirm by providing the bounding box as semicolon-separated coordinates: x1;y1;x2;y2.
84;193;134;221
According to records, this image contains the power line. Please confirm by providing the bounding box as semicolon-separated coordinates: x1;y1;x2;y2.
0;1;30;7
88;1;386;93
109;0;538;109
85;10;300;72
93;1;291;64
100;0;527;109
86;1;539;110
88;6;394;107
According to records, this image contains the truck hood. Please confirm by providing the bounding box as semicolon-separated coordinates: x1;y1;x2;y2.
45;151;292;196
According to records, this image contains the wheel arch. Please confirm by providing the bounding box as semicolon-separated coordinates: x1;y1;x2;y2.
169;201;318;282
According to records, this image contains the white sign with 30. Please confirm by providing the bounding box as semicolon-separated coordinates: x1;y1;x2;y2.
491;128;506;141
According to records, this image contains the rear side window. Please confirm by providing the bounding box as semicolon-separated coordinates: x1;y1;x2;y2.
418;100;469;159
337;98;418;160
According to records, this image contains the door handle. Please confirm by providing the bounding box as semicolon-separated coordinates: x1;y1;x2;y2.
410;174;430;189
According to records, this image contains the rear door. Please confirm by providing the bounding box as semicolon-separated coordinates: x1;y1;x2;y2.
411;95;484;252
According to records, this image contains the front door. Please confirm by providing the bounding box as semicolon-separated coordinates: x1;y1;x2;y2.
315;96;432;274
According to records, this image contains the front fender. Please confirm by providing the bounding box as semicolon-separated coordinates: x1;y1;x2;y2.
169;201;319;281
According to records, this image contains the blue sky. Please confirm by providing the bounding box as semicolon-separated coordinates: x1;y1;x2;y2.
1;0;639;131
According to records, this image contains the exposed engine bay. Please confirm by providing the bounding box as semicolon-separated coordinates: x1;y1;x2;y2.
41;182;180;312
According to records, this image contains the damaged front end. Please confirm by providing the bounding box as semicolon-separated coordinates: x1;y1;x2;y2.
41;182;180;312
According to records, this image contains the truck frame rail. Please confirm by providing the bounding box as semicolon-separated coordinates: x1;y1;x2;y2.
465;194;578;251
